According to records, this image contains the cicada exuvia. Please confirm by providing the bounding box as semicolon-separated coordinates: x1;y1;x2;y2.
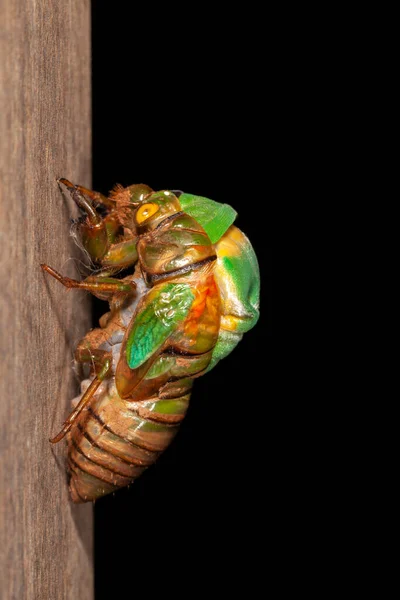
42;180;260;502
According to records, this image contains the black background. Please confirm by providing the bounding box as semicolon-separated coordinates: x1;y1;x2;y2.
92;4;272;595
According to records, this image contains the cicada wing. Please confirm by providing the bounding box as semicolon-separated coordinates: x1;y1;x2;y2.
115;282;195;398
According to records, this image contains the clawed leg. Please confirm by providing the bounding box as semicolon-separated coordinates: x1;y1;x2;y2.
41;264;136;300
59;178;115;210
50;348;112;444
58;178;151;265
43;179;143;300
59;178;120;260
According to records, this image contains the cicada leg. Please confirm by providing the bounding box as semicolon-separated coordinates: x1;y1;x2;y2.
60;179;115;210
50;349;112;444
58;178;149;268
40;264;136;301
59;178;114;261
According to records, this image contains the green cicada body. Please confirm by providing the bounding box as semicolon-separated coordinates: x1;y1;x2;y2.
42;182;260;502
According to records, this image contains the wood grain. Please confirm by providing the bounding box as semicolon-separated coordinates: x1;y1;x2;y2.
0;1;93;598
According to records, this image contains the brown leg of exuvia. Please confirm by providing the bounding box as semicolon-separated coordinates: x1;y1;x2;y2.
41;264;136;295
49;350;112;444
58;178;115;261
58;178;115;210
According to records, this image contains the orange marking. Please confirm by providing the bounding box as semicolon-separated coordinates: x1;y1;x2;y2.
184;276;219;340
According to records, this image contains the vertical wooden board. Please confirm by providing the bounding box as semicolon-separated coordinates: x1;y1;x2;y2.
0;1;93;599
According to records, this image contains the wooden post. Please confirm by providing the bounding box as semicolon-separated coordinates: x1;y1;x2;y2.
0;1;93;598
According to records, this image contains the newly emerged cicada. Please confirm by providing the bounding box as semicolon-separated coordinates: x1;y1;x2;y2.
42;180;260;502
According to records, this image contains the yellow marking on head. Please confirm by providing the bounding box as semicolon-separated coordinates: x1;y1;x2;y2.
136;202;159;224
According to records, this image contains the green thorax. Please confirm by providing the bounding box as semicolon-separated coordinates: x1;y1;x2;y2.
179;193;237;244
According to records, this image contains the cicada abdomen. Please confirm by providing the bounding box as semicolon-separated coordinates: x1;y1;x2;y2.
42;182;259;502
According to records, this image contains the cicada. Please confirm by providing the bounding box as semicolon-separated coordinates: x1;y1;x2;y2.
42;180;260;502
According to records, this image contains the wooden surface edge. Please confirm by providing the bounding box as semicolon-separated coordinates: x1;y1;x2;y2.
0;1;93;598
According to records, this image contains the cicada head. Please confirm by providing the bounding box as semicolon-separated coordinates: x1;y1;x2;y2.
109;183;154;232
134;190;181;233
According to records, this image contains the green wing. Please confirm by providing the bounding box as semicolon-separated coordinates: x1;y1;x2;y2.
126;283;195;369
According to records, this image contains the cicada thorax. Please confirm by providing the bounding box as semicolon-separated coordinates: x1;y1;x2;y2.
67;211;222;503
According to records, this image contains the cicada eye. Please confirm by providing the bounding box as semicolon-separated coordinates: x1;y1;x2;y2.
136;202;159;224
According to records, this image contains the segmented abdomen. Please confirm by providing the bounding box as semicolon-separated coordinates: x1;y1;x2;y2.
66;270;219;502
67;384;190;503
